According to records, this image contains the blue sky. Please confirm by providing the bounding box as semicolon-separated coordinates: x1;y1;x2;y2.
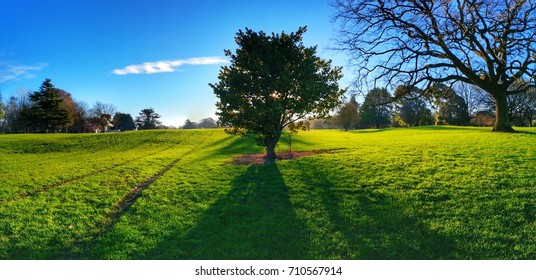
0;0;351;126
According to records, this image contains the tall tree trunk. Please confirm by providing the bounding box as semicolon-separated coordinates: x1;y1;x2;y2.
264;133;281;163
492;93;515;132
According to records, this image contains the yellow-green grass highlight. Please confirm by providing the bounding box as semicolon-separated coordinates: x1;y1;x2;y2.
0;127;534;259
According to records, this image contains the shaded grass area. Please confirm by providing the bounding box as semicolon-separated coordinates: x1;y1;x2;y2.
0;127;535;259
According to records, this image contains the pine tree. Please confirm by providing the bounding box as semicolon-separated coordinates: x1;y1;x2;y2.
27;79;70;132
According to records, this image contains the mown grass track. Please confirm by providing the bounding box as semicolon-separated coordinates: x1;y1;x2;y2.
0;127;535;259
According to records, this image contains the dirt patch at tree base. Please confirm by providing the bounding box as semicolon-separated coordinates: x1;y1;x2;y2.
232;150;333;165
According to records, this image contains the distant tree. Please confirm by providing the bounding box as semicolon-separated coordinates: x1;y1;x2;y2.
0;93;4;118
471;111;495;127
89;101;116;132
0;93;4;133
310;119;329;129
435;95;470;126
197;117;218;128
505;90;536;126
333;0;536;132
55;89;76;131
135;108;162;129
2;94;29;133
335;95;360;130
111;112;136;131
71;101;90;133
182;119;198;129
211;26;345;161
360;88;392;128
393;86;433;127
25;79;70;132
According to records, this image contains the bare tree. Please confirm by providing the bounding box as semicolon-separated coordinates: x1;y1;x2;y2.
334;0;536;132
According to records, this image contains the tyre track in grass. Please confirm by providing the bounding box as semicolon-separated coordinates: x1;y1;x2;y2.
69;138;209;258
3;143;180;204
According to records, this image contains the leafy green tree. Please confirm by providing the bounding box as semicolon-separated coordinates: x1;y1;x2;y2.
393;86;433;127
112;112;136;131
435;95;470;126
334;0;536;132
26;79;70;132
360;88;392;128
135;108;162;129
428;83;470;126
335;95;360;130
211;26;345;161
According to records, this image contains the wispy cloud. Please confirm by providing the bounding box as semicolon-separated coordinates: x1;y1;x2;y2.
0;62;47;83
112;56;228;75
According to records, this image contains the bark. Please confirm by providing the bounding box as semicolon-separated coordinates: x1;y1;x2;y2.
264;133;281;163
492;93;516;132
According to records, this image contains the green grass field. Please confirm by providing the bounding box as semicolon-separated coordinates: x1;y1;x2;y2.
0;127;535;259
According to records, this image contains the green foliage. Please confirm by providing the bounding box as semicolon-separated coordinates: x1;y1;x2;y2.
0;128;535;259
25;79;70;132
211;26;345;160
112;113;136;131
335;95;360;130
360;88;392;128
393;86;433;127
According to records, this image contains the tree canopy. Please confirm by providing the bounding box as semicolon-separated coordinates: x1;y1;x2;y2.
335;95;360;130
112;113;136;131
360;88;392;128
25;79;70;132
211;26;345;161
334;0;536;132
135;108;162;130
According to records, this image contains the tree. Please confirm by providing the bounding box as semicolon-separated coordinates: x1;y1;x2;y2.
182;119;197;129
334;0;536;132
0;93;4;129
435;94;471;126
111;112;136;131
2;94;29;133
89;101;116;132
393;86;433;127
197;117;218;128
334;95;360;130
26;79;70;132
0;93;4;119
71;101;90;133
135;108;161;129
211;27;345;161
360;88;392;128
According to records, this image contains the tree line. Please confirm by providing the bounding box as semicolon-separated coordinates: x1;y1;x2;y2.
330;83;536;131
0;79;164;133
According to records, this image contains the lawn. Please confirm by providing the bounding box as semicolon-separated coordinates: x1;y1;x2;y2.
0;127;534;259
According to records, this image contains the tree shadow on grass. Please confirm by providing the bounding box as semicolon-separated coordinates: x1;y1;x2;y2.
285;159;457;259
146;163;312;259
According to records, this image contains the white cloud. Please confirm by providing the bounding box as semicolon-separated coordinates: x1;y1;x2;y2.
112;56;228;75
0;62;47;83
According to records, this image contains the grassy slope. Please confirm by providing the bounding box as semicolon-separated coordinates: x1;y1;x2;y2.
0;127;534;259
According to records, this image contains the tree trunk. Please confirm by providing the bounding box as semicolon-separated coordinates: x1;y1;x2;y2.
264;133;281;163
492;93;516;132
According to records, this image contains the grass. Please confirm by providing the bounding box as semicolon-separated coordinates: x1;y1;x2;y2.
0;127;534;259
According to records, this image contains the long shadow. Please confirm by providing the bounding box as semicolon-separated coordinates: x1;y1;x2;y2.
287;159;457;259
145;163;312;259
